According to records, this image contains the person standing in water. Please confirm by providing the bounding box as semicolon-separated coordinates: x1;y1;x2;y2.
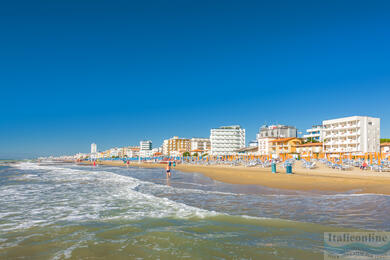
166;163;171;178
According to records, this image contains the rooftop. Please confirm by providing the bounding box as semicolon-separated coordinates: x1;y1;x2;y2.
236;146;258;153
270;138;299;143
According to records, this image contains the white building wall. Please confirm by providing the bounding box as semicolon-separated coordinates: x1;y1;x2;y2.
257;125;297;139
91;143;97;154
257;137;273;155
210;126;245;155
139;150;153;157
140;140;152;151
322;116;380;154
190;138;210;151
303;125;323;141
162;140;169;155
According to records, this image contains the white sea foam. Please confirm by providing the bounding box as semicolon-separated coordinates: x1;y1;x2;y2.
1;162;219;233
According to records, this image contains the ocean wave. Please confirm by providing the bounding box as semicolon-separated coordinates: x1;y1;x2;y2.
1;162;220;233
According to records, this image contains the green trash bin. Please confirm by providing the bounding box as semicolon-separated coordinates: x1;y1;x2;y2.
271;163;276;173
286;164;293;174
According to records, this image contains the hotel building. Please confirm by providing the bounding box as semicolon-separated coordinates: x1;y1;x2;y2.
190;138;210;153
140;140;152;151
257;125;297;139
257;137;274;155
295;142;323;154
162;136;191;156
256;125;297;155
322;116;380;154
269;138;302;157
91;143;97;154
303;125;323;142
210;125;245;155
125;147;140;158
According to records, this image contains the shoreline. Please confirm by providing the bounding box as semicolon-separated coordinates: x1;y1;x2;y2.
76;160;390;195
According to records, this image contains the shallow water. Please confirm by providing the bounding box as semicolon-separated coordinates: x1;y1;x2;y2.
0;162;389;259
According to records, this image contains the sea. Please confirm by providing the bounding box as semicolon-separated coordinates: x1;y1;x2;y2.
0;161;389;259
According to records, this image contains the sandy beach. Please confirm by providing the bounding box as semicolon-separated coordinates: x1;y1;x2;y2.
78;160;390;195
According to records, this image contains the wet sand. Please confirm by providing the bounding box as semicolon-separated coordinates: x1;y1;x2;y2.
77;160;390;195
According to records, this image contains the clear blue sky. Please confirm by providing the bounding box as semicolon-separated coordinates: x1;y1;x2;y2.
1;0;389;158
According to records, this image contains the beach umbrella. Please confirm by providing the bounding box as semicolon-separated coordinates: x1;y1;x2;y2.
370;153;373;165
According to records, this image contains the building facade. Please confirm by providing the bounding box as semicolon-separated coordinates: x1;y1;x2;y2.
190;138;210;152
140;140;152;151
322;116;380;154
248;139;258;147
210;125;245;155
257;137;273;155
295;143;323;154
162;136;191;156
125;147;140;158
303;125;323;142
257;125;297;139
269;138;302;157
91;143;97;154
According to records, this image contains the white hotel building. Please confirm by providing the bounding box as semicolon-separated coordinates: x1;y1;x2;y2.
322;116;380;154
210;125;245;155
140;140;152;151
303;125;323;142
91;143;97;154
190;138;210;152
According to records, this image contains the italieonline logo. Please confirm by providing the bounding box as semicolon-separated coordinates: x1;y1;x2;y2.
324;232;390;259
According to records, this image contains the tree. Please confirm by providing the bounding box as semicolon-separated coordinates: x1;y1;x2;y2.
193;152;198;157
380;138;390;143
183;152;191;157
303;137;319;144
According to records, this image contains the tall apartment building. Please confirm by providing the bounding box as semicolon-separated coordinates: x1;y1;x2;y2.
140;140;152;151
162;136;191;156
303;125;323;142
210;125;245;155
322;116;380;154
257;125;297;139
190;138;210;152
91;143;97;154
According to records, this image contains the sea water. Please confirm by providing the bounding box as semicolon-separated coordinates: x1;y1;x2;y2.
0;162;389;259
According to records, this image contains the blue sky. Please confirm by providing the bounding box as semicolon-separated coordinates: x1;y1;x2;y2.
0;0;389;158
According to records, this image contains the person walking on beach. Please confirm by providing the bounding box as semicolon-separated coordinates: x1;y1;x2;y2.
126;160;130;168
166;164;171;178
173;161;176;168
